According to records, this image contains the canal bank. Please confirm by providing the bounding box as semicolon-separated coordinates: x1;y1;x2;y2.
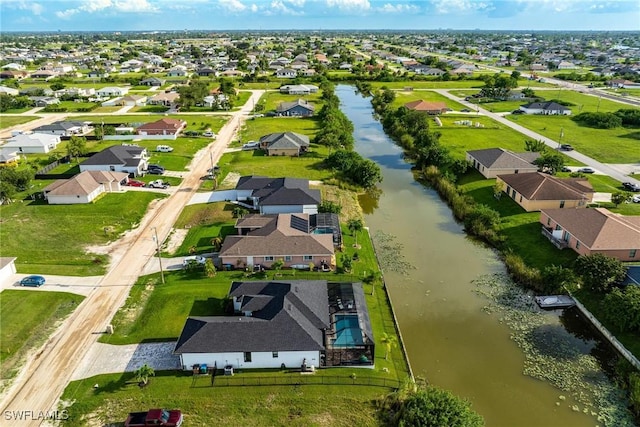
336;85;633;426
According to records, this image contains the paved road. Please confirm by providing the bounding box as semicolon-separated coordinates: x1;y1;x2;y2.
0;90;264;426
435;89;640;187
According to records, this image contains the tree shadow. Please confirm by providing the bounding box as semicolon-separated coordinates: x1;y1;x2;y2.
618;131;640;140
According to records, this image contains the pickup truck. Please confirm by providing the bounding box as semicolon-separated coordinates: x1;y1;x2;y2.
148;180;170;189
125;409;183;427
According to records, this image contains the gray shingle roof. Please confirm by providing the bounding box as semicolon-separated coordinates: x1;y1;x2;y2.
275;100;315;113
33;121;86;132
174;281;330;354
259;132;311;148
81;145;145;166
521;101;570;111
467;148;540;170
235;176;320;206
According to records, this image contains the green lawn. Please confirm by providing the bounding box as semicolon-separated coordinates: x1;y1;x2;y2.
220;146;331;181
458;171;578;270
0;192;164;276
507;115;640;164
136;137;216;171
60;371;392;426
436;115;536;160
238;116;320;144
257;90;323;112
73;115;230;134
370;79;556;90
1;290;84;383
391;91;466;110
479;100;527;113
173;202;236;256
0;115;39;129
128;105;169;113
40;101;98;113
239;82;283;90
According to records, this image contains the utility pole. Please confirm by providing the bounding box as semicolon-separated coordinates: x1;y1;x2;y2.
152;227;165;284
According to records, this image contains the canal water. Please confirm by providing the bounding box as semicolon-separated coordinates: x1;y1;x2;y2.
335;85;628;426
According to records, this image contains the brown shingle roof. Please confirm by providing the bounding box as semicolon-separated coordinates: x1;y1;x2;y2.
499;172;593;201
43;171;127;196
137;118;185;132
542;208;640;250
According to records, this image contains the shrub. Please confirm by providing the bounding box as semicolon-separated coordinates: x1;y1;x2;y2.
602;286;640;333
572;112;622;129
504;253;543;291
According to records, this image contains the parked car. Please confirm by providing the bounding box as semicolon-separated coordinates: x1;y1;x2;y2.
577;167;595;174
207;166;220;173
20;275;45;287
127;179;146;187
203;131;216;138
242;141;260;150
184;130;200;137
512;110;524;114
633;195;640;203
147;164;165;175
559;144;574;151
156;145;174;152
622;182;640;192
560;166;572;172
183;255;206;267
125;409;183;427
461;108;471;112
148;180;170;189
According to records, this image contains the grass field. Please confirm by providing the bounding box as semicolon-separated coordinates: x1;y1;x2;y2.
1;290;84;385
0;115;39;129
390;90;467;110
370;79;556;90
135;137;216;171
257;90;323;112
173;202;237;256
238;116;320;144
40;101;99;113
128;105;169;113
73;115;230;134
0;192;164;276
507;114;640;164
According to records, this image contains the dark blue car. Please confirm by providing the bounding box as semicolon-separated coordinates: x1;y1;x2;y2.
20;275;46;287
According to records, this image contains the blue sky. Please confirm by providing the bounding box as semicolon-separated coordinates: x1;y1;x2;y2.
1;0;638;32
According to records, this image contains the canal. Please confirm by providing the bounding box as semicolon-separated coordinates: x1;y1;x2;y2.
335;85;631;426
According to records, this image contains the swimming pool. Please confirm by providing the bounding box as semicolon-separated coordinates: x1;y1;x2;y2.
332;314;364;347
312;228;332;234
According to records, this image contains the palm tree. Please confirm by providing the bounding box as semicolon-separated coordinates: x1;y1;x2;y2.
204;259;216;278
347;218;364;249
210;236;223;252
380;332;397;361
232;206;248;218
134;363;155;386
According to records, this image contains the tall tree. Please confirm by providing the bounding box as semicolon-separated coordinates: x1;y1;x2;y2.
575;253;626;292
533;151;564;175
347;218;364;248
524;139;547;153
380;332;397;360
67;135;87;162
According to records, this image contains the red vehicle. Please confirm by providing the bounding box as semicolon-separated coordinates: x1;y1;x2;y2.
127;179;146;187
125;409;182;427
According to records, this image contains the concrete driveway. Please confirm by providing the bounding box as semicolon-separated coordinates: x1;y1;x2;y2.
3;274;103;296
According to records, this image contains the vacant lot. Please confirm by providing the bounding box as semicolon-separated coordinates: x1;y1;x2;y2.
0;115;39;129
220;147;330;181
0;192;164;275
1;290;84;386
507;114;639;164
391;90;466;110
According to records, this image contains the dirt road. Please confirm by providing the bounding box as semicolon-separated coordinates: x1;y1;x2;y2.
0;90;264;426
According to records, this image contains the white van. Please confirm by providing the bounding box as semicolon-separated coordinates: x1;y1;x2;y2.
156;145;174;152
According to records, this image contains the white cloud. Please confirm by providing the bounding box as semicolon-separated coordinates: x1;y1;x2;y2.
4;0;44;16
251;3;259;11
378;3;419;13
55;0;156;19
285;0;306;6
218;0;247;12
326;0;371;11
432;0;489;14
270;0;304;14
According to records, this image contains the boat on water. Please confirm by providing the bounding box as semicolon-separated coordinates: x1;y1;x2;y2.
535;295;576;309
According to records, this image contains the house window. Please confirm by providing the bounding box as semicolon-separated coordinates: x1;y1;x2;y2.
515;169;519;174
560;200;565;208
272;352;279;358
546;218;551;226
519;196;523;202
630;249;637;258
264;256;274;261
575;240;580;249
303;255;313;261
244;352;252;363
284;256;292;261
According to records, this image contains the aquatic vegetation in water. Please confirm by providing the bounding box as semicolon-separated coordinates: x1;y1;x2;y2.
373;231;415;275
474;273;635;427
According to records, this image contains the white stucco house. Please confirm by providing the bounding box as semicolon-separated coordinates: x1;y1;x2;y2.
519;101;572;115
0;257;17;287
234;176;321;215
2;133;61;154
79;145;148;177
43;170;128;204
96;86;130;97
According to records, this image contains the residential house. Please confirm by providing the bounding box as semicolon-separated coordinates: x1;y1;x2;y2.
259;132;310;156
235;176;321;215
0;70;29;80
167;67;188;77
0;258;17;288
0;86;19;95
136;118;186;139
32;121;91;136
519;101;572;115
174;280;375;370
404;100;449;115
301;69;316;77
43;171;128;204
87;70;109;78
279;84;319;95
79;145;148;177
30;70;58;80
557;61;578;70
96;87;130;97
196;68;216;77
2;63;25;70
219;214;335;270
2;133;61;154
147;92;179;107
466;148;540;179
276;99;315;117
496;172;594;212
276;68;297;78
28;96;60;107
540;208;640;261
101;94;147;107
139;77;165;87
0;148;20;164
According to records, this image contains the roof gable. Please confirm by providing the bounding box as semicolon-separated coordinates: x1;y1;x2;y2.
499;172;593;201
468;148;540;169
